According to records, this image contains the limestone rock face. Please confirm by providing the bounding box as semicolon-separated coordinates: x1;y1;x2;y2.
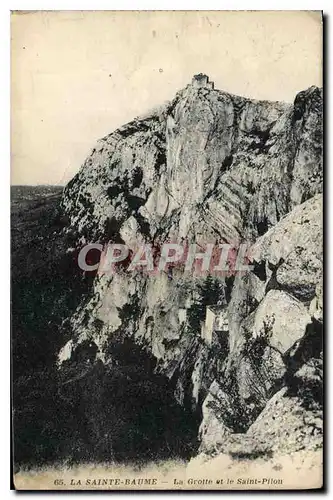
62;83;322;246
59;77;323;456
246;385;323;454
199;381;232;453
250;194;323;301
204;193;323;454
253;290;311;355
201;384;322;457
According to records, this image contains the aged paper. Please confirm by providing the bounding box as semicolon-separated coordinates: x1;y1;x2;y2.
11;10;323;490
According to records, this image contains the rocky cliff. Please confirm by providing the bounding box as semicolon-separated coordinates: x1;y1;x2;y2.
58;75;323;461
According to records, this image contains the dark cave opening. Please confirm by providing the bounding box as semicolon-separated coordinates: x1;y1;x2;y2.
14;337;200;469
257;217;269;236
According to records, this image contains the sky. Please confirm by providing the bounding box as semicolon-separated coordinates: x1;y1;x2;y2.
11;10;322;185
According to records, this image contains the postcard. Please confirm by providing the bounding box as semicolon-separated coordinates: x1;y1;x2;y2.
11;10;323;490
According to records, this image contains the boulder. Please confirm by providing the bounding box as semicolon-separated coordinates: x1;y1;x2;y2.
247;386;322;454
250;195;322;301
198;381;232;454
253;289;311;355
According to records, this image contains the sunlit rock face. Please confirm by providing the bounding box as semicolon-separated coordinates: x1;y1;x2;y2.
60;76;322;455
62;79;322;245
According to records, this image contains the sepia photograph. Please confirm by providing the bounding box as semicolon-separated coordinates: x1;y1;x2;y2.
10;10;323;490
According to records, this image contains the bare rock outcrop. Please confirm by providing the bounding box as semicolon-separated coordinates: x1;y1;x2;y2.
58;76;322;458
